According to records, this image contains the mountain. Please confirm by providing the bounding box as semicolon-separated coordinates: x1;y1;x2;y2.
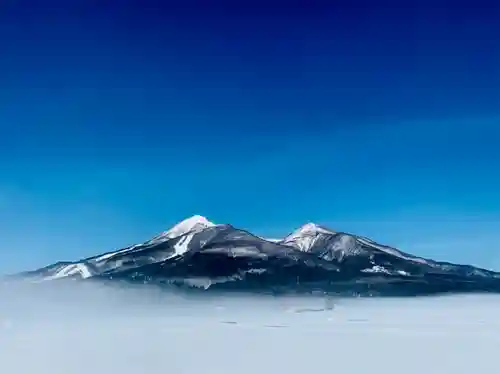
15;215;500;296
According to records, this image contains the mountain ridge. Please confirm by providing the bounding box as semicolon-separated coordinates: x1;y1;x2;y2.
14;215;500;296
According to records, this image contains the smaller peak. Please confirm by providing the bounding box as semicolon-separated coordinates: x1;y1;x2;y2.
179;215;213;226
296;222;335;235
280;222;336;251
282;222;335;243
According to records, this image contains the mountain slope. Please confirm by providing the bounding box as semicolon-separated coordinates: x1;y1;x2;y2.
15;215;500;296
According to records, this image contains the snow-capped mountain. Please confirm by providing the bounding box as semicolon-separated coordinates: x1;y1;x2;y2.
15;215;500;296
146;215;216;246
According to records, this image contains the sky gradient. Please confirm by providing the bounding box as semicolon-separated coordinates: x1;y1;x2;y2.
1;1;499;273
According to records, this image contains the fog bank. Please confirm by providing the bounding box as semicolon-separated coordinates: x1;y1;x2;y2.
1;282;499;374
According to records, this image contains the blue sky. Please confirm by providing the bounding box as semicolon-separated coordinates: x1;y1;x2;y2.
0;1;499;273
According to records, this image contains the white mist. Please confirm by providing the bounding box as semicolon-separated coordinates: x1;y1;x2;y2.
1;284;499;374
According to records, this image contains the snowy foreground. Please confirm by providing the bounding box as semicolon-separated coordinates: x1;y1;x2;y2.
1;285;499;374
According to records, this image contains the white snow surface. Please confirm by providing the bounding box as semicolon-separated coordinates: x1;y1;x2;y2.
1;283;499;374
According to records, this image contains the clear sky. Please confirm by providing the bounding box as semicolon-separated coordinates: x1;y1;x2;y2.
1;0;499;273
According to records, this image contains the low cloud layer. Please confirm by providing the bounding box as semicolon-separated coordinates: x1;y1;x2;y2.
1;282;498;374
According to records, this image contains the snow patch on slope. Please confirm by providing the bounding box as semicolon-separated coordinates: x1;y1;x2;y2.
45;263;93;280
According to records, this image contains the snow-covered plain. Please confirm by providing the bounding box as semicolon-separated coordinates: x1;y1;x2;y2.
1;283;499;374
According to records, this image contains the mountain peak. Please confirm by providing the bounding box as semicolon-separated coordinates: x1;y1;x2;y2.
293;222;335;237
150;215;215;243
165;214;215;236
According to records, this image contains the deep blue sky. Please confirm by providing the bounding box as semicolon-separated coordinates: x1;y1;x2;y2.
1;0;499;272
